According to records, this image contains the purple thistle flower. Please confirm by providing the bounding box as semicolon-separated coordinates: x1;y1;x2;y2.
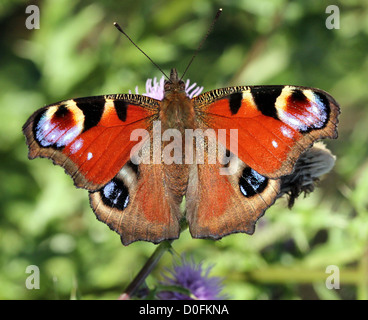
129;76;204;100
156;256;227;300
143;76;165;100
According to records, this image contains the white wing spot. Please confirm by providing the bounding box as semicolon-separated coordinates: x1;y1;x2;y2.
69;138;83;154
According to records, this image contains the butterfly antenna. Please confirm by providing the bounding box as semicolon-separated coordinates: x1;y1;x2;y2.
180;8;223;81
113;22;171;81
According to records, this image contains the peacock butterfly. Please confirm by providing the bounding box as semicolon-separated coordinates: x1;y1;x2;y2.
22;14;340;246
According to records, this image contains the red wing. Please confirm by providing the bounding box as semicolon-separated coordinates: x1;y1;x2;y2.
193;85;340;179
23;94;159;191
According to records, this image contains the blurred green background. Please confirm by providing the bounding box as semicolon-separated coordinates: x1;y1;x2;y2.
1;0;367;300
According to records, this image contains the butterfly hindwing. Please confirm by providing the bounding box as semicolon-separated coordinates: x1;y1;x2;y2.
186;145;280;239
193;85;340;179
89;161;182;245
23;94;159;191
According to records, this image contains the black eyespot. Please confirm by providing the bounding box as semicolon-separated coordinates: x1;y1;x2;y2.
239;167;268;197
101;178;129;210
291;89;307;102
54;104;69;118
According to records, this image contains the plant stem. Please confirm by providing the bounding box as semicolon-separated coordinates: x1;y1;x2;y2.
118;240;173;300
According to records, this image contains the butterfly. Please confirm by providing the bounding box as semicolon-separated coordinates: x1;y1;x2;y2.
23;64;340;245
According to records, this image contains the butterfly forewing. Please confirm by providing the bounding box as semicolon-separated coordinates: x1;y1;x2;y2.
23;94;159;191
193;85;339;179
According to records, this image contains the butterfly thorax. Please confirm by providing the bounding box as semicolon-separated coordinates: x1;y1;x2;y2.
160;68;195;132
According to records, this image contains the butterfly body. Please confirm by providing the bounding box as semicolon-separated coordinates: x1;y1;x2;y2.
23;68;340;245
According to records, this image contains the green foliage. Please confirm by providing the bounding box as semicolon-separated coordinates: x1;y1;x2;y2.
1;0;367;300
